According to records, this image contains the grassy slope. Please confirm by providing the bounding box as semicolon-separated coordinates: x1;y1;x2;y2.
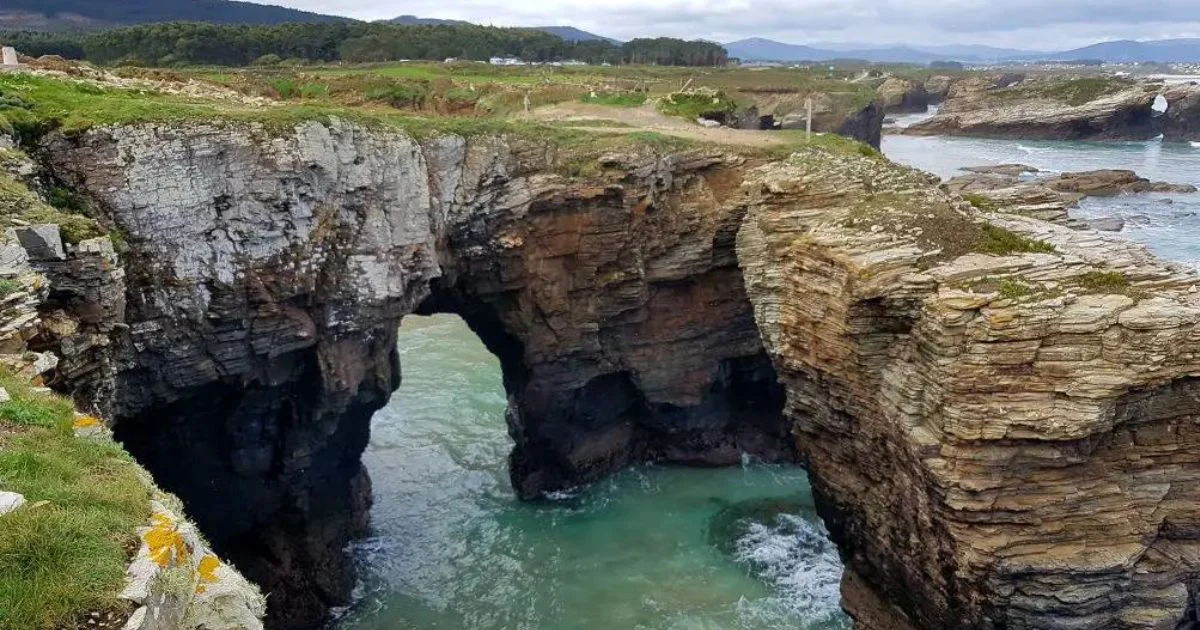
0;154;102;244
0;372;150;630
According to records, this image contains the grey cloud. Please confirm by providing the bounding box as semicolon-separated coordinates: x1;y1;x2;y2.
254;0;1200;49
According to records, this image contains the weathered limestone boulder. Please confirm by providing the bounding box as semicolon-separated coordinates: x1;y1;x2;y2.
1082;216;1125;231
876;77;930;113
962;163;1039;176
13;224;66;261
0;490;25;516
1162;83;1200;143
738;148;1200;630
1045;169;1198;196
908;78;1161;140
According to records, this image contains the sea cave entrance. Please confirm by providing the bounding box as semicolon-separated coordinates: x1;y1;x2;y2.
331;313;850;629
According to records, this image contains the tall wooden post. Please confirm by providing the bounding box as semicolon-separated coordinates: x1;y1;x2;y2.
805;97;813;141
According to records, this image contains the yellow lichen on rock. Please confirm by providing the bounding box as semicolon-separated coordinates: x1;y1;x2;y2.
144;512;190;568
72;415;100;429
196;554;221;594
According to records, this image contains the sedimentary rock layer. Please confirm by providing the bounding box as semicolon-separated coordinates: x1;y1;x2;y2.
907;81;1161;140
40;120;789;628
738;149;1200;630
30;118;1200;630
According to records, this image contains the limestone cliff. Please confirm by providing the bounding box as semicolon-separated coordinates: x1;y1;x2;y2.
1163;83;1200;143
38;120;788;628
738;150;1200;630
907;78;1162;140
26;117;1200;630
876;77;930;114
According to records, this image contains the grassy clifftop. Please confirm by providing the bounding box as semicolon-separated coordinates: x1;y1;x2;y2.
0;371;151;629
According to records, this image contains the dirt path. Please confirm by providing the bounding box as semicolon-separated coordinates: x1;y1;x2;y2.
521;102;794;149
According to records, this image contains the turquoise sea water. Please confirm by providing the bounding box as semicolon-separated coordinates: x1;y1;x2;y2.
334;315;849;630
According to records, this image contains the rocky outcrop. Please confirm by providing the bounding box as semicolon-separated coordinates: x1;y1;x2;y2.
944;167;1196;228
30;117;1200;630
738;148;1200;630
924;75;955;104
907;79;1161;140
39;120;791;628
765;93;885;148
1162;83;1200;143
876;77;929;114
1044;169;1198;196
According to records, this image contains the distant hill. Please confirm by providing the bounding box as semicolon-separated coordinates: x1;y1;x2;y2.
728;37;1200;64
724;38;837;63
386;15;471;27
726;38;948;64
1043;39;1200;63
0;0;347;30
533;26;620;44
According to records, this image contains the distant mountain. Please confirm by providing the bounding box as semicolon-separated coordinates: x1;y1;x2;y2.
533;26;620;44
1042;39;1200;62
726;38;945;64
0;0;347;30
386;15;471;27
917;44;1036;60
728;37;1200;64
725;38;839;63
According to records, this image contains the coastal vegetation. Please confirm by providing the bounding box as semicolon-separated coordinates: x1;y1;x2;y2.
1;23;728;68
0;370;150;630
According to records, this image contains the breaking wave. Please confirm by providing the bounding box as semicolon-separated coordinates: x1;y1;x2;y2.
710;498;849;629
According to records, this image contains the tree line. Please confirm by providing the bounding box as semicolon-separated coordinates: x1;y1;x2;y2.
0;23;729;67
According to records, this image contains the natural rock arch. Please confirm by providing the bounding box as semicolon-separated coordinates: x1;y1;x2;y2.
33;119;1200;630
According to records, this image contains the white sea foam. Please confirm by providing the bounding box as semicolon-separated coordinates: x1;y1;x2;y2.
1191;142;1200;149
733;514;848;628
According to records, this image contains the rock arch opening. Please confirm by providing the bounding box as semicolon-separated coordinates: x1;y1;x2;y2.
335;311;844;629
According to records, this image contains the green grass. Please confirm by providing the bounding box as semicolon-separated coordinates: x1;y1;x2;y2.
1076;270;1133;294
995;77;1139;107
962;193;1001;212
0;170;102;245
997;279;1034;300
0;371;151;630
657;92;737;121
580;93;647;107
0;279;22;299
980;224;1058;256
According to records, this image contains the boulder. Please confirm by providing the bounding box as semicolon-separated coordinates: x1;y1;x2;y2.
13;225;65;261
1083;217;1126;232
0;491;25;517
962;163;1040;176
1046;169;1197;196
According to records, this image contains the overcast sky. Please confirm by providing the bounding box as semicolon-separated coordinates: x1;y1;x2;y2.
249;0;1200;50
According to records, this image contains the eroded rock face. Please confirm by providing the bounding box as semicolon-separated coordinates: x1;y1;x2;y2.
35;118;1200;630
876;77;930;114
41;120;791;628
1163;84;1200;143
738;149;1200;630
907;81;1161;140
